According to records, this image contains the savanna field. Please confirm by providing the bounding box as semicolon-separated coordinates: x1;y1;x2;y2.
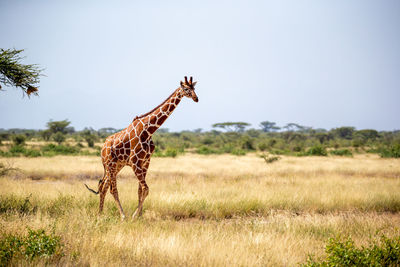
1;152;399;266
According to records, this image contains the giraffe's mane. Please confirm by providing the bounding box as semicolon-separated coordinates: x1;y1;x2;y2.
134;88;180;121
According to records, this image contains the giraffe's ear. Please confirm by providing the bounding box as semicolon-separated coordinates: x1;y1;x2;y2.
180;81;184;87
192;81;197;87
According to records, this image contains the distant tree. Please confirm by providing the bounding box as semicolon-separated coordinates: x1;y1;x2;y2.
283;123;312;133
98;127;117;133
98;127;117;137
158;128;169;133
314;132;333;144
12;134;26;146
212;122;250;132
332;127;355;140
52;132;65;144
46;119;71;134
39;129;52;141
259;121;280;132
0;48;42;97
81;129;98;147
246;129;261;138
355;129;379;141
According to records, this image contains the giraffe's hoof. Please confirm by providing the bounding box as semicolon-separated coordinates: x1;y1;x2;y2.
132;212;138;220
132;210;141;220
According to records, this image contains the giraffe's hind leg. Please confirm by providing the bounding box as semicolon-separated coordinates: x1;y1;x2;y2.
99;178;110;214
109;166;126;220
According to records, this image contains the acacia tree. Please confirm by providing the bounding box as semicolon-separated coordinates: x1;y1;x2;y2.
0;48;42;97
259;121;280;132
46;119;73;134
212;122;250;132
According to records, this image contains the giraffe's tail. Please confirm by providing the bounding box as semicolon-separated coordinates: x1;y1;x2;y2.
84;183;99;195
85;170;107;195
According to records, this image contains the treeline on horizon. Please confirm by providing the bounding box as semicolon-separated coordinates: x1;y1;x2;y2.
0;120;399;158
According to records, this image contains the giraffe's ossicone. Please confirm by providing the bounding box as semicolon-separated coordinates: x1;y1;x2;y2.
85;76;199;220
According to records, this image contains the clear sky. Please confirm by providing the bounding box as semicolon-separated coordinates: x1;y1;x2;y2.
1;0;399;132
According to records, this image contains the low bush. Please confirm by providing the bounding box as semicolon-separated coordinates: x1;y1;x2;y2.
153;148;179;158
330;149;353;157
41;144;80;156
305;145;327;156
260;154;280;164
9;145;26;154
164;148;178;157
12;134;26;146
196;146;220;155
303;234;400;266
0;228;63;265
0;163;18;176
379;144;400;158
231;149;246;156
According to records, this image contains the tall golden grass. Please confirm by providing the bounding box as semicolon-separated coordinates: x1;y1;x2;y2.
1;154;399;266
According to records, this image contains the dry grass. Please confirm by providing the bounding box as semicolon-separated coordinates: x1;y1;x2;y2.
0;154;399;266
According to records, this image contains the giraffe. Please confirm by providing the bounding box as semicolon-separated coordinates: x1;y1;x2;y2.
85;76;198;220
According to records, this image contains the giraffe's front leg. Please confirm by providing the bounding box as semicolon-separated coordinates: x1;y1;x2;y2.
132;182;143;219
132;178;149;219
132;160;150;219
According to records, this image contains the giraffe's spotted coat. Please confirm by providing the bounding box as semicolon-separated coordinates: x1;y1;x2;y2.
90;77;198;220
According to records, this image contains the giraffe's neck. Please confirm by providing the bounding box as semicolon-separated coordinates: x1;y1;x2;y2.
137;88;184;135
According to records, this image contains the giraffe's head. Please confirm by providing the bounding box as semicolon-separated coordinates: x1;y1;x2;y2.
180;76;198;102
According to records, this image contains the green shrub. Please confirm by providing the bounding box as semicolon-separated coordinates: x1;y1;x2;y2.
260;154;280;164
302;235;400;266
231;149;246;156
0;150;12;157
164;148;178;158
330;149;353;157
9;145;26;154
258;142;268;151
0;234;22;266
24;228;62;260
306;145;327;156
153;148;179;157
379;144;400;158
51;132;66;145
84;136;96;147
241;137;255;150
196;146;219;155
0;228;63;265
41;144;80;156
12;134;26;146
23;149;42;157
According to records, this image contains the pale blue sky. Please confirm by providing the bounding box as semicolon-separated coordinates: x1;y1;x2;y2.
1;0;399;131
